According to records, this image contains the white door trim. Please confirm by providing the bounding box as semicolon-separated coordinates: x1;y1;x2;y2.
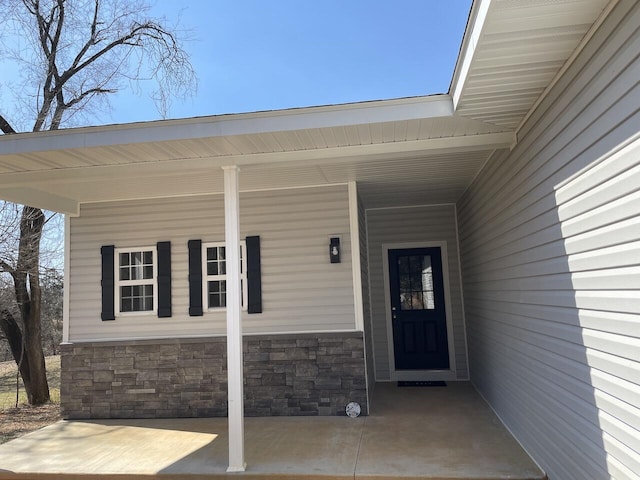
382;241;457;382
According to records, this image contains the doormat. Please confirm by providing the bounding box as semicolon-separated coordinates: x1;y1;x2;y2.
398;381;446;387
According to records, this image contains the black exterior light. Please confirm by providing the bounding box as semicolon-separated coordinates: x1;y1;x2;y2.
329;237;341;263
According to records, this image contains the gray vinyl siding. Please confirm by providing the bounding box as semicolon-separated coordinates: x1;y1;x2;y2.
366;204;468;381
456;2;640;479
359;194;375;406
69;185;355;341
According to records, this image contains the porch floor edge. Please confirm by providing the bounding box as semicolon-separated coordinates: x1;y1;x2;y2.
0;383;544;480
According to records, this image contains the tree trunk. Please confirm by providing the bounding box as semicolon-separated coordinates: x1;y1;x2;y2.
21;319;50;405
0;310;33;393
9;206;50;405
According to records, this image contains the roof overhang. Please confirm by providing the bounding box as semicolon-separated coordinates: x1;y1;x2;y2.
0;0;613;214
0;95;514;214
450;0;611;129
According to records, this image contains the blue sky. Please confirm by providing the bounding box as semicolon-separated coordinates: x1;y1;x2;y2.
108;0;472;123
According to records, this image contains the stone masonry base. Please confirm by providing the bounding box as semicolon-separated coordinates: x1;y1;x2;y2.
60;332;368;419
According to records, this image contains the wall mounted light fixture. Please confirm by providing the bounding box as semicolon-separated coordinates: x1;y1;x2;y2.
329;237;341;263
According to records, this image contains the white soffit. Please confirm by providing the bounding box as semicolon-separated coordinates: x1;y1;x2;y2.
0;93;514;211
452;0;610;129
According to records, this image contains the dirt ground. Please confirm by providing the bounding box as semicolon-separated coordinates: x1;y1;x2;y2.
0;403;61;443
0;356;61;444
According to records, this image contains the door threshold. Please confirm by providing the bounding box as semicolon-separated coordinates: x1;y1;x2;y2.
398;380;447;387
392;369;456;382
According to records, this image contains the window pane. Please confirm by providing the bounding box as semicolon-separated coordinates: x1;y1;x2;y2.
120;285;133;312
220;247;225;260
421;256;433;291
209;293;220;307
143;251;152;264
209;292;227;308
120;284;153;312
208;281;227;308
409;256;423;290
144;296;153;311
400;293;412;310
424;291;435;309
398;256;409;275
131;264;141;280
397;254;436;311
143;265;153;279
132;251;142;264
120;253;130;266
207;261;218;276
121;298;132;312
219;260;226;275
412;291;425;309
120;267;130;281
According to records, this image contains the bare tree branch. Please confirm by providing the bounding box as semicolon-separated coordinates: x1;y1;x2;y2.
0;0;197;405
0;260;15;274
0;114;17;134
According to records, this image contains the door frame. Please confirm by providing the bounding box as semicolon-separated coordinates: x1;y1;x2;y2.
382;241;456;381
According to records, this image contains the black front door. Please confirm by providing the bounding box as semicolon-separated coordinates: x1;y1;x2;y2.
389;247;449;370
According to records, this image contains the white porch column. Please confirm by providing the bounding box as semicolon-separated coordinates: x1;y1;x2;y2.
222;165;246;472
62;214;71;343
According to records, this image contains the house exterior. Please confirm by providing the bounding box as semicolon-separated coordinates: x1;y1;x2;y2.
0;0;638;478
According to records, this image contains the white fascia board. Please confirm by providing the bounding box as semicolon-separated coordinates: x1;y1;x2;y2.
0;187;79;215
0;95;453;156
450;0;493;110
0;131;515;188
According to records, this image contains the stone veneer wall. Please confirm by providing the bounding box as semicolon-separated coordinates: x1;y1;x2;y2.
60;332;367;419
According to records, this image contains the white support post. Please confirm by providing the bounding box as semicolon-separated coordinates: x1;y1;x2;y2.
348;181;365;332
62;214;70;344
222;165;246;473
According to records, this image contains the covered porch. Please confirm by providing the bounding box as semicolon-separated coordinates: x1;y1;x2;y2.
0;382;543;479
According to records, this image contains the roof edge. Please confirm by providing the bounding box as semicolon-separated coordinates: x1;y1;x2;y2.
0;94;454;155
449;0;492;111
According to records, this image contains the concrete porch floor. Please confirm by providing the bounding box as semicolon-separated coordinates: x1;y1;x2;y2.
0;382;545;479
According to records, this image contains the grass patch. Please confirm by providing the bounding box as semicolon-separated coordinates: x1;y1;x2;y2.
0;356;61;444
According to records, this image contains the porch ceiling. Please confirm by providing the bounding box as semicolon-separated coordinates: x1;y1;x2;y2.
0;95;513;213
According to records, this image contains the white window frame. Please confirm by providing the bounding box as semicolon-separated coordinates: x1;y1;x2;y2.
202;241;248;312
114;246;158;316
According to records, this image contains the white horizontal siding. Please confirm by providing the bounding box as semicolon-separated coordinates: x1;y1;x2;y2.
69;185;355;341
457;2;640;479
366;204;468;381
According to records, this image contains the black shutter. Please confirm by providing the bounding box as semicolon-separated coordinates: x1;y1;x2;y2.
246;236;262;314
156;241;172;318
101;245;116;321
188;239;203;316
